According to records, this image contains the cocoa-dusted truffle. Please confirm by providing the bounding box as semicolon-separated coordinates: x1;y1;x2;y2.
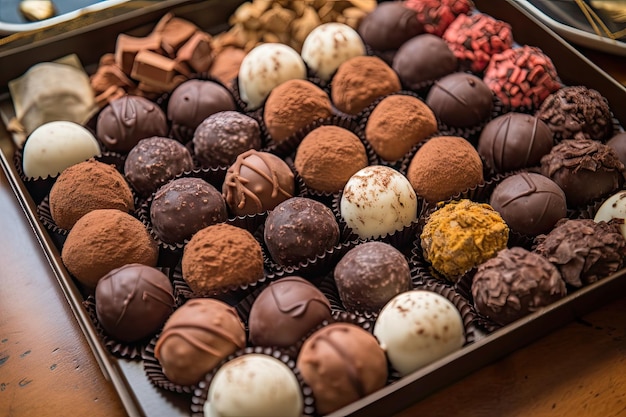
95;264;175;343
540;138;624;207
472;247;567;326
477;112;554;174
181;223;264;295
61;209;159;288
331;56;401;115
154;298;246;386
264;197;340;267
534;218;626;288
124;136;194;197
357;2;423;52
365;94;437;162
334;241;412;314
407;136;484;204
96;95;168;153
404;0;473;37
222;150;295;216
607;132;626;167
149;177;227;244
294;125;368;193
49;159;134;230
536;86;614;142
192;111;261;168
263;79;333;144
248;276;333;347
296;323;388;415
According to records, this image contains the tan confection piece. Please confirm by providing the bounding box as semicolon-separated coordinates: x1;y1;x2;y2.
176;31;214;73
114;32;162;75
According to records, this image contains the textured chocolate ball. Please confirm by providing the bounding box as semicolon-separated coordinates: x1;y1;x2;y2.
95;264;175;343
248;276;332;347
357;1;423;52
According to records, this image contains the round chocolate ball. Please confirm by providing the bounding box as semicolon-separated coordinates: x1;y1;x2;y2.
357;2;423;52
607;132;626;168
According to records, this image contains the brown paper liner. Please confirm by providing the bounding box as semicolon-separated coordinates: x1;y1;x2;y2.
13;149;57;205
37;196;68;251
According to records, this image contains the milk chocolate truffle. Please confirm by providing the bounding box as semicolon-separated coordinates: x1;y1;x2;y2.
334;242;412;314
263;79;333;143
490;172;567;237
182;223;264;295
296;323;388;415
407;136;484;204
124;136;194;197
534;218;626;288
49;159;134;230
426;72;494;129
536;86;613;142
222;150;295;216
192;111;261;167
540;138;624;207
264;197;340;267
331;56;401;115
358;1;423;52
477;112;554;174
472;247;567;326
405;0;473;37
607;132;626;167
248;276;332;347
96;95;168;152
594;190;626;239
61;209;159;288
365;94;437;162
149;177;227;244
154;298;246;386
294;125;368;193
95;264;175;343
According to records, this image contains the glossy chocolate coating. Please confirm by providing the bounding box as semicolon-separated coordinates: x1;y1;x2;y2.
248;276;332;347
95;264;175;343
357;2;423;51
606;132;626;167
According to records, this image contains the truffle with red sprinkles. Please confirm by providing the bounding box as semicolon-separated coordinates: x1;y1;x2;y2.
404;0;473;37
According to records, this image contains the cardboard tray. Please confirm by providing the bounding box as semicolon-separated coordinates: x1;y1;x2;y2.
1;1;626;416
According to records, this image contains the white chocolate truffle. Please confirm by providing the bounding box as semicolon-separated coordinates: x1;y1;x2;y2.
301;22;366;81
238;43;306;110
594;190;626;239
204;353;303;417
22;120;101;179
340;165;418;239
374;290;465;376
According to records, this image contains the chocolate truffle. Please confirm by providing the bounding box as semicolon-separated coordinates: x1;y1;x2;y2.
248;276;333;347
365;94;438;162
334;242;412;314
490;172;567;237
294;125;368;193
149;177;227;244
61;209;159;288
264;197;340;267
534;218;626;288
331;56;401;115
49;159;134;230
421;199;509;281
607;132;626;167
154;298;246;386
296;323;388;415
192;111;261;167
477;112;554;174
96;95;168;152
594;190;626;239
358;1;423;52
426;72;494;129
472;247;567;326
392;34;458;90
167;79;237;142
540;138;624;207
182;223;264;295
222;150;295;216
124;136;194;197
404;0;473;37
263;79;333;144
407;136;484;204
536;86;614;142
95;264;175;343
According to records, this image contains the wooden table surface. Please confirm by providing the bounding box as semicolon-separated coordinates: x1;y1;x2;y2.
1;46;625;417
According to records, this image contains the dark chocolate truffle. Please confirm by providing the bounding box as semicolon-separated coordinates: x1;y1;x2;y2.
357;2;423;52
477;112;554;174
149;177;228;244
96;95;168;152
489;172;567;236
248;276;333;347
264;197;340;267
95;264;175;343
607;132;626;167
471;247;567;326
334;241;412;314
